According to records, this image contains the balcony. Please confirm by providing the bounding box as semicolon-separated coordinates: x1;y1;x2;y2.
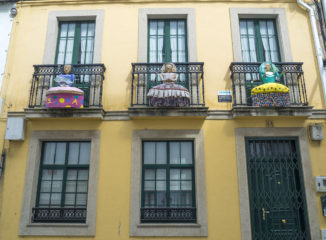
32;207;86;223
141;207;196;223
230;62;312;117
26;64;106;118
129;62;207;118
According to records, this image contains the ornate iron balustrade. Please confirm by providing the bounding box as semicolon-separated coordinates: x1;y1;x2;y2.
230;62;308;107
28;64;106;108
131;62;205;107
32;207;87;223
141;207;196;223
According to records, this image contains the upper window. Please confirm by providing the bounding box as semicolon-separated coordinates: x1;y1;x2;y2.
33;141;91;223
141;141;196;223
239;19;280;62
55;21;95;65
148;20;187;63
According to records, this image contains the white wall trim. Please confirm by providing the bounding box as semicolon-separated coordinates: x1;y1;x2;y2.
43;10;104;64
230;8;293;62
130;130;207;236
138;8;197;62
19;130;100;236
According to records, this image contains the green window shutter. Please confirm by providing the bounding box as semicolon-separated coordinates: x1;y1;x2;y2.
141;141;196;223
148;20;188;63
239;19;281;62
55;21;95;65
35;142;91;208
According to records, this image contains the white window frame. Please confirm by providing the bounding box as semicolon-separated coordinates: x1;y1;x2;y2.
138;8;197;62
130;130;207;237
43;10;104;64
19;130;100;236
230;8;293;62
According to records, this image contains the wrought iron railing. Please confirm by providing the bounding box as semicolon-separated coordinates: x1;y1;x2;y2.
131;62;205;107
230;62;308;107
32;207;86;223
28;64;106;108
140;207;196;223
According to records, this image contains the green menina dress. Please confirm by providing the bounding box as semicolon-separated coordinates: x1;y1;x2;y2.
259;62;282;84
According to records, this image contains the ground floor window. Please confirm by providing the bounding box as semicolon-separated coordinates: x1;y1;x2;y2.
141;141;196;223
33;141;91;223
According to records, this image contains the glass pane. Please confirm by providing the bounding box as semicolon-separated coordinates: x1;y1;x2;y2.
50;193;61;205
64;193;75;205
67;23;76;37
181;169;192;180
40;181;51;192
149;21;157;35
144;192;155;207
178;21;185;35
144;169;155;180
88;23;95;37
170;142;180;164
170;180;180;191
52;170;64;180
65;39;74;64
144;142;155;164
181;181;192;190
156;181;166;191
77;181;88;192
81;23;88;37
156;169;166;180
60;23;68;37
157;21;164;35
43;143;55;164
156;142;167;164
267;20;275;35
170;21;177;35
54;143;66;164
76;194;87;206
247;21;255;35
170;169;180;180
239;21;247;35
66;181;76;192
181;142;192;164
67;170;78;180
157;191;167;207
79;142;91;164
68;143;79;165
42;169;53;180
144;181;155;191
51;181;63;192
39;193;50;205
170;191;181;206
78;170;89;180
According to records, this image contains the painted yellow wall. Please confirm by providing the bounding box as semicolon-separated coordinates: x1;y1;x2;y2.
0;118;325;240
1;0;326;239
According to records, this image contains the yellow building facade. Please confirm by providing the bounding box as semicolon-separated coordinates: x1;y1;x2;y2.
0;0;326;239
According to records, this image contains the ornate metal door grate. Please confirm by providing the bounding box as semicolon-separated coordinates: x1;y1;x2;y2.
245;138;310;240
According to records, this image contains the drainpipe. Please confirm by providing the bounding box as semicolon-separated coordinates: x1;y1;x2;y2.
297;0;326;105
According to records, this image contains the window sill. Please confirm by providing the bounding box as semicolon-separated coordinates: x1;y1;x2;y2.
137;223;201;228
27;223;88;227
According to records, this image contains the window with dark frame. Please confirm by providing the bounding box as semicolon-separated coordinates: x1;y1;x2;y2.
141;141;196;223
239;19;281;62
32;141;91;223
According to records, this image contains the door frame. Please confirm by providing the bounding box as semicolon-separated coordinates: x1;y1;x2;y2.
235;128;320;240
